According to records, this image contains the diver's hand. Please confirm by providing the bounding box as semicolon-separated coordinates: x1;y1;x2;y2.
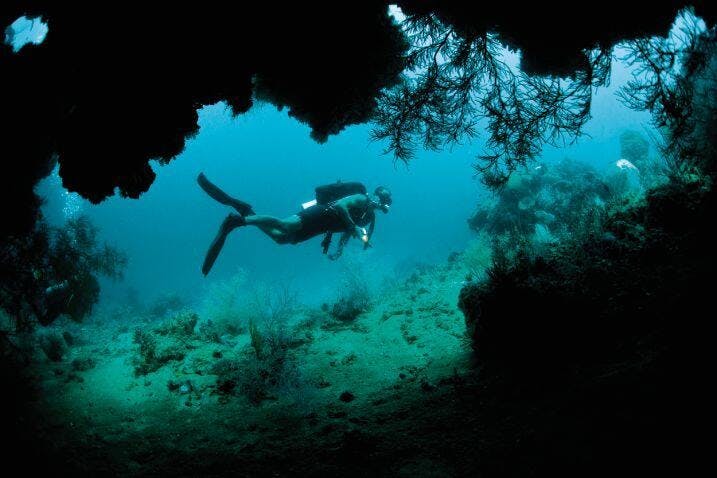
353;225;364;239
356;226;371;245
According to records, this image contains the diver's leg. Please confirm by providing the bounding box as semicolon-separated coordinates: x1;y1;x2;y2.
202;213;245;276
244;215;284;230
197;173;255;216
245;215;301;244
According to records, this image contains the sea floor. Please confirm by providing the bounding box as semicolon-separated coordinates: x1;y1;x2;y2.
22;259;478;476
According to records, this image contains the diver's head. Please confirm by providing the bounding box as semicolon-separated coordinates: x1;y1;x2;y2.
374;186;392;213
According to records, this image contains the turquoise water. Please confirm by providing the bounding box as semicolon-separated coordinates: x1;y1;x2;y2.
4;5;713;475
35;53;649;309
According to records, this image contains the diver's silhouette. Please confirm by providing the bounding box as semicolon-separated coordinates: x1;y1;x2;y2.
198;173;392;275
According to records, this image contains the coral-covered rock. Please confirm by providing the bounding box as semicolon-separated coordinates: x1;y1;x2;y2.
131;325;187;376
459;179;715;377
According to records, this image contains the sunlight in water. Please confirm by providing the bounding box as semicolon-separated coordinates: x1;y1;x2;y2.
387;4;406;23
4;15;48;52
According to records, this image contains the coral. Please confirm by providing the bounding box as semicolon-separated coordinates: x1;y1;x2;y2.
209;358;240;398
468;158;626;255
131;327;186;376
329;267;371;322
0;223;52;331
372;3;714;184
462;232;493;280
619;20;717;181
249;283;298;325
200;280;308;404
248;318;264;359
131;329;158;374
0;214;126;330
200;280;313;404
211;324;305;406
330;298;368;323
459;177;715;377
235;351;303;406
153;310;198;340
217;322;307;405
619;130;650;165
196;320;222;344
200;269;249;336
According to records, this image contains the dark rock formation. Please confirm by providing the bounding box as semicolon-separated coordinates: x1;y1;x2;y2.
2;2;715;237
0;1;407;236
397;1;716;76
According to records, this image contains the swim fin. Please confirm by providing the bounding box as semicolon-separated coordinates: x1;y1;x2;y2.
197;172;255;216
202;213;246;276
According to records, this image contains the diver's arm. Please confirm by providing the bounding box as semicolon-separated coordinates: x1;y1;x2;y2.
334;204;355;229
364;217;375;250
328;232;351;260
333;195;365;237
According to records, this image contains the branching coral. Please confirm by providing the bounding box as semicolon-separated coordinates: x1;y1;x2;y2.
618;14;717;179
372;12;612;188
0;215;126;329
459;11;717;375
206;282;310;406
200;270;250;336
327;263;373;322
375;6;717;188
45;216;127;322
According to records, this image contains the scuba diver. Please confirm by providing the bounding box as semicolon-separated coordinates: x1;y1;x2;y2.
197;173;392;275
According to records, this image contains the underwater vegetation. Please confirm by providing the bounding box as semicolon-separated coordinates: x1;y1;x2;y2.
0;215;126;332
29;255;469;473
457;172;714;473
131;311;198;376
327;265;373;323
619;129;666;187
468;158;618;238
455;27;717;474
123;267;385;410
464;146;667;268
199;270;253;337
372;5;716;188
129;279;315;407
1;3;717;477
461;176;713;372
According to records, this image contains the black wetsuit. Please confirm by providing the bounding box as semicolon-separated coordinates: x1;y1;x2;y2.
293;198;373;243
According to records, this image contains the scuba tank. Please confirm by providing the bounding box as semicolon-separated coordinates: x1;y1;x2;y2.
313;181;367;206
301;180;367;209
300;181;368;255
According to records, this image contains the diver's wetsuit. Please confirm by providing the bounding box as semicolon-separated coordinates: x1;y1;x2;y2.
293;200;373;243
199;173;378;274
